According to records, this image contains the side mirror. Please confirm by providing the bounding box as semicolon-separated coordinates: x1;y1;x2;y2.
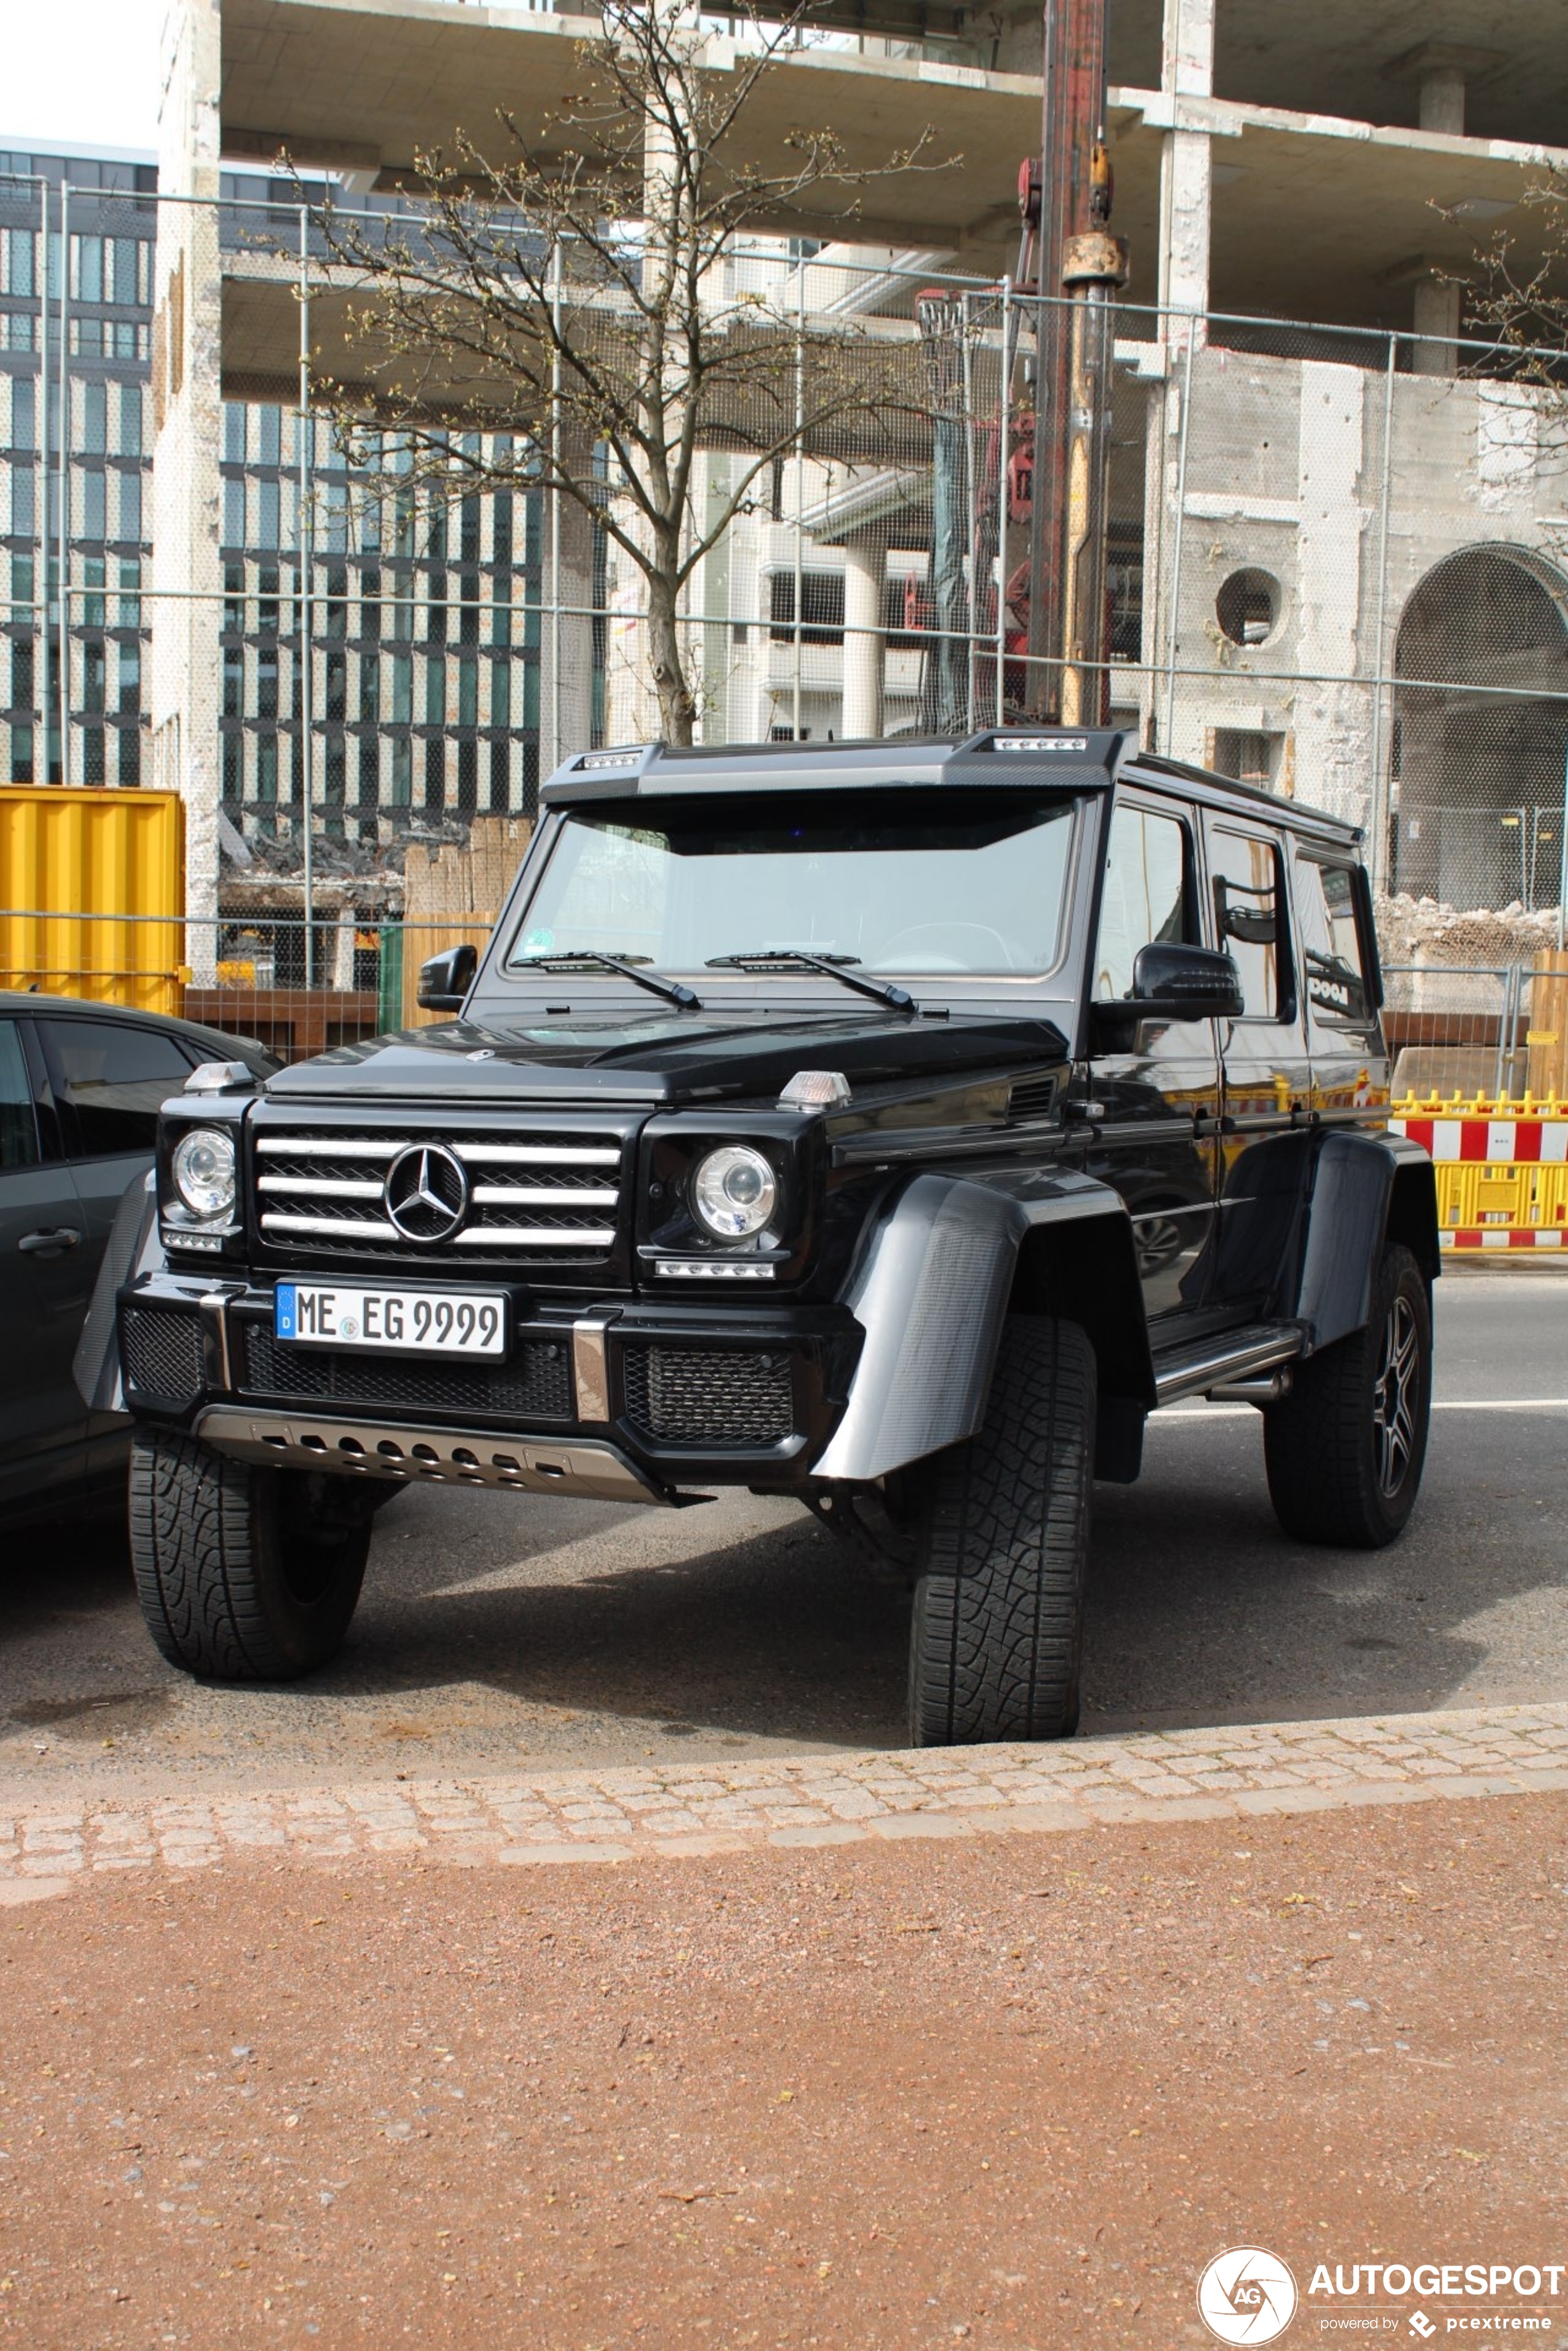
1091;942;1245;1038
417;942;478;1013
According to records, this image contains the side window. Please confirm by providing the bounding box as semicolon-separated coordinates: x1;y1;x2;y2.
1296;856;1372;1028
1211;829;1288;1019
1093;804;1191;1001
0;1020;40;1172
41;1019;196;1158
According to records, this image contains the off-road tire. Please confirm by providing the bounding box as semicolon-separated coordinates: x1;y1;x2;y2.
907;1316;1096;1747
1263;1242;1432;1549
129;1427;372;1681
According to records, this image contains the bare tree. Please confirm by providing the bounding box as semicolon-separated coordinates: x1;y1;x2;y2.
1464;177;1568;437
300;0;953;744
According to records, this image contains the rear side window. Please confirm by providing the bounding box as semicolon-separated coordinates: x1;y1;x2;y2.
1296;856;1373;1028
1210;829;1288;1019
41;1018;196;1158
0;1019;39;1171
1093;803;1192;1000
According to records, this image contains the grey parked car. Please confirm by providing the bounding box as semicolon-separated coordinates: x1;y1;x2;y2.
0;993;277;1521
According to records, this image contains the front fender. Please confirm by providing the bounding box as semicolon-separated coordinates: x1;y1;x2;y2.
812;1166;1128;1482
72;1171;165;1416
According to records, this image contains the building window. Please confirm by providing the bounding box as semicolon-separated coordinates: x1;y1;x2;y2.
119;383;141;458
1215;569;1281;649
2;229;36;298
81;725;104;785
1211;729;1286;791
10;374;35;451
118;724;139;787
117;470;141;544
423;737;443;812
222;730;243;803
79;468;106;540
770;571;844;645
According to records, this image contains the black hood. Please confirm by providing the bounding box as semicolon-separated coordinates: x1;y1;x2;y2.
264;1004;1070;1107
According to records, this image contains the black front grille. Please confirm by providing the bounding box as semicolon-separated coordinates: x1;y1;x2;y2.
249;1121;626;1269
240;1324;572;1421
622;1346;794;1448
123;1307;206;1405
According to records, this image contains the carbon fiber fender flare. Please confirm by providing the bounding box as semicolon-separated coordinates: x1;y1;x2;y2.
73;1171;164;1416
812;1166;1132;1482
1295;1127;1440;1353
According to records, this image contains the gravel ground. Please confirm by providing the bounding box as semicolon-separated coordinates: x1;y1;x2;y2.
1;1273;1564;1808
1;1792;1564;2351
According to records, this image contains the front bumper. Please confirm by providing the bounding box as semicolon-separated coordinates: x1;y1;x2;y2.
117;1273;861;1496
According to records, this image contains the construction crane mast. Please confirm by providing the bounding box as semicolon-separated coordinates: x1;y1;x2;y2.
912;0;1126;732
1019;0;1128;724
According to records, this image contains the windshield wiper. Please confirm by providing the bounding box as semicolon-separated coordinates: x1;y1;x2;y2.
510;950;701;1010
706;948;914;1013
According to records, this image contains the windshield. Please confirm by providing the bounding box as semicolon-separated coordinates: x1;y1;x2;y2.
506;790;1080;980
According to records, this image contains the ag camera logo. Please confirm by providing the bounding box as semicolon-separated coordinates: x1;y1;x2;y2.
1198;2247;1299;2344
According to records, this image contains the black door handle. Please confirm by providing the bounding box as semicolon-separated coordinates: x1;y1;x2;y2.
19;1227;81;1256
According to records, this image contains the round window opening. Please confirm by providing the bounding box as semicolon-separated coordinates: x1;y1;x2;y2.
1216;567;1280;647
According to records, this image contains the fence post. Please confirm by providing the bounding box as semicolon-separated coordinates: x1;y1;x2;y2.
298;204;315;986
1160;324;1194;757
1367;332;1398;896
35;175;50;787
58;180;71;790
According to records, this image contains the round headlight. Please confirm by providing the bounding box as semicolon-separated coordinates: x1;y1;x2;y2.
171;1125;236;1221
691;1144;778;1240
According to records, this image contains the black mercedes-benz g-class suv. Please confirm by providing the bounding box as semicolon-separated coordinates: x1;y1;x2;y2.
86;729;1438;1745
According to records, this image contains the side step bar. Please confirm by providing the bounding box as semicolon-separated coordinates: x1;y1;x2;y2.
1152;1323;1304;1409
194;1406;676;1506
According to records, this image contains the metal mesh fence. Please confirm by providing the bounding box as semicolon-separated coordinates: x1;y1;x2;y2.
4;175;1568;1017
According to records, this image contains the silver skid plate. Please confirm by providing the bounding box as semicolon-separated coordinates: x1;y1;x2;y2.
194;1406;672;1505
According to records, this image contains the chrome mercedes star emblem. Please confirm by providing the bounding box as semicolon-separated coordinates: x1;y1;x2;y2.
383;1143;470;1242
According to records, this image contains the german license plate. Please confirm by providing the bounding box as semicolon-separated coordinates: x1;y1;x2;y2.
273;1280;507;1358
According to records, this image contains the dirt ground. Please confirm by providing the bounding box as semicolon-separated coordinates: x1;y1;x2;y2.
1;1793;1564;2351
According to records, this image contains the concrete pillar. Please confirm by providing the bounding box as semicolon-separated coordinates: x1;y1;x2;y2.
1412;276;1462;376
841;539;885;740
1294;361;1372;828
541;471;596;770
153;26;217;871
1157;0;1214;332
1418;66;1467;133
153;0;223;958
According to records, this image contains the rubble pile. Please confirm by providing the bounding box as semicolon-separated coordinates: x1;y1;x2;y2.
1375;892;1564;969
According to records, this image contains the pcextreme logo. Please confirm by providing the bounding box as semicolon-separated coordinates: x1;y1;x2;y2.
1198;2248;1300;2344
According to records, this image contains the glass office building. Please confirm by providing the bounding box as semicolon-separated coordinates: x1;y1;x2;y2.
0;146;544;843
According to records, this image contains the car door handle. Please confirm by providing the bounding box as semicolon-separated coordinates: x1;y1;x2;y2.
18;1227;81;1256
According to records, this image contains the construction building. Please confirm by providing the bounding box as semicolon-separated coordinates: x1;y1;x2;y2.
9;0;1568;930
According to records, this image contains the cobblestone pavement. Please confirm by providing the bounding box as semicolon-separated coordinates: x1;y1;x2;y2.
5;1698;1566;1889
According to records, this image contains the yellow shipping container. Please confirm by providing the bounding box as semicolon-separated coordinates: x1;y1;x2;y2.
0;787;185;1017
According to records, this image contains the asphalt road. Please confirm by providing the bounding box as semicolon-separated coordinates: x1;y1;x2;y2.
2;1269;1564;1803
